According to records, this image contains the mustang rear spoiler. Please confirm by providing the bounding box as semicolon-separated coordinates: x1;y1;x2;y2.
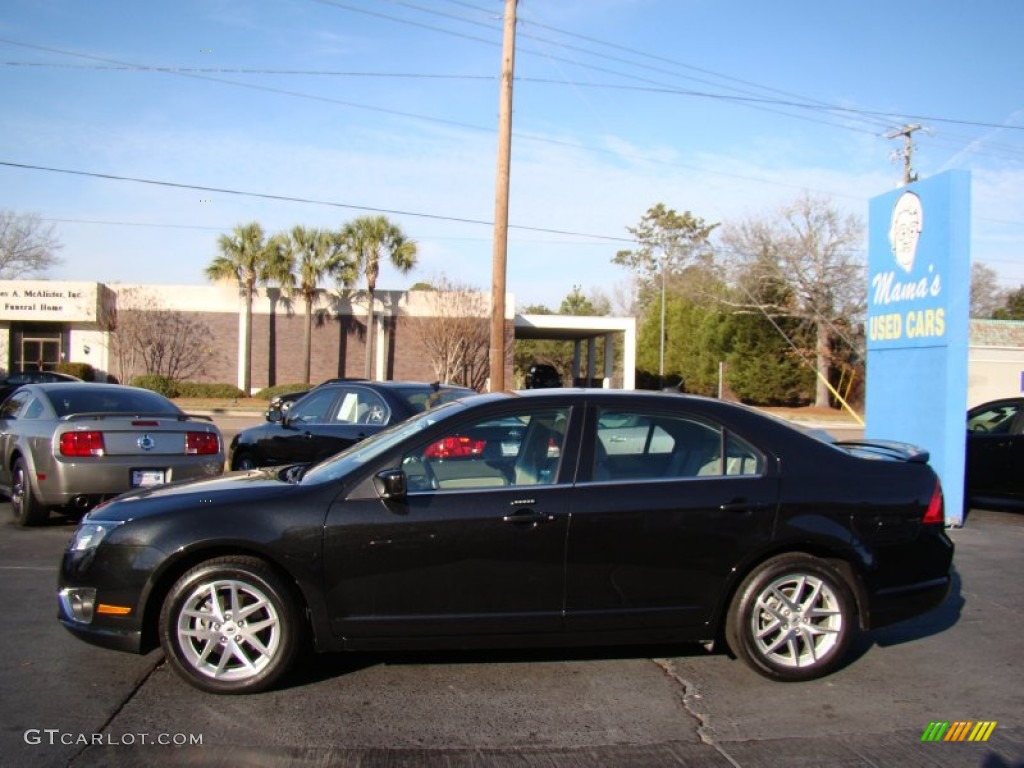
61;412;215;423
833;439;930;463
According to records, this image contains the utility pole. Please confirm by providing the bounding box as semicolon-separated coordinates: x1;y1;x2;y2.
886;123;922;186
488;0;517;392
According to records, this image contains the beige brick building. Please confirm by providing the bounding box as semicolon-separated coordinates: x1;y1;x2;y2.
0;280;637;393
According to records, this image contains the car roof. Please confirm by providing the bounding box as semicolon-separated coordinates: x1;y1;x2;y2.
3;371;82;383
451;388;753;409
315;380;475;391
22;382;170;396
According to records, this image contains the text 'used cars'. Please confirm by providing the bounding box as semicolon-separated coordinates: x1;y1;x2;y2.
58;390;953;693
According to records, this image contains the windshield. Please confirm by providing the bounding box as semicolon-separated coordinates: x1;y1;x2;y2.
301;399;466;484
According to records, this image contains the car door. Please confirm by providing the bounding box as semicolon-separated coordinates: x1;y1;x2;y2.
0;389;33;488
564;403;779;634
322;404;576;640
265;385;394;466
966;399;1024;501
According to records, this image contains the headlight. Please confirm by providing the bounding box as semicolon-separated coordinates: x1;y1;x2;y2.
68;521;123;553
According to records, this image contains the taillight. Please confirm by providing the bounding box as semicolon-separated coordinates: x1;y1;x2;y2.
922;481;945;525
185;432;220;455
60;431;105;457
423;435;486;459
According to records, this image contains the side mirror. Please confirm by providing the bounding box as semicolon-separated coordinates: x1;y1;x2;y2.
373;469;407;501
266;405;283;423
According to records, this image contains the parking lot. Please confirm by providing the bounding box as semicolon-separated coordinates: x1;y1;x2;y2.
0;412;1021;767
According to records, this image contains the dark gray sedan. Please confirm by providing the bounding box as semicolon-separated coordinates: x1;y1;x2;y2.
0;383;224;525
966;397;1024;509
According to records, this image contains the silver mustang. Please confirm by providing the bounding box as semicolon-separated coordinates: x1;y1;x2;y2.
0;383;224;526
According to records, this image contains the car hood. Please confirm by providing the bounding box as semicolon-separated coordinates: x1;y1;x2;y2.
84;468;297;523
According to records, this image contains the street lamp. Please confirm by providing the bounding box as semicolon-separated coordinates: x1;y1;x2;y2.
659;253;666;385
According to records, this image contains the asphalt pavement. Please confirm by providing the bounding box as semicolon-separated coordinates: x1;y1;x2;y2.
1;507;1021;767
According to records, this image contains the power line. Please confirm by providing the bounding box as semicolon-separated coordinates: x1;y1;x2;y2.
0;42;889;200
1;61;492;81
0;160;634;243
7;58;1021;137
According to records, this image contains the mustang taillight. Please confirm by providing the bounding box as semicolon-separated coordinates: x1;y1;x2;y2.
60;431;106;457
423;435;486;459
922;482;945;525
185;431;220;455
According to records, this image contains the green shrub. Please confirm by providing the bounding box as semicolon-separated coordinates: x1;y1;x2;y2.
255;383;310;401
57;362;95;381
129;375;180;397
175;381;245;399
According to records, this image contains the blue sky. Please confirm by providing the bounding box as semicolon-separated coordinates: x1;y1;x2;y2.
1;0;1022;310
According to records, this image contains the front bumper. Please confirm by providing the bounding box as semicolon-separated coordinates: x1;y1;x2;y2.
57;542;159;655
58;607;143;653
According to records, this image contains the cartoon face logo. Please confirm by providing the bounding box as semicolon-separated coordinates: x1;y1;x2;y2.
889;191;923;273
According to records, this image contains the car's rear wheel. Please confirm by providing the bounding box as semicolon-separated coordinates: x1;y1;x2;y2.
159;557;302;694
11;458;48;527
725;554;854;682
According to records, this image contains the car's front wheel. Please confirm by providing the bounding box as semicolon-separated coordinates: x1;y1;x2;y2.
159;557;302;694
231;452;258;471
725;554;855;682
11;458;48;526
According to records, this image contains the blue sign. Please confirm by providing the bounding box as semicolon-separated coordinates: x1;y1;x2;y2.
865;170;970;525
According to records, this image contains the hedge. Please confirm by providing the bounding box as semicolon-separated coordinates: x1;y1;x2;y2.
128;376;244;399
129;374;179;397
56;361;95;381
255;383;311;401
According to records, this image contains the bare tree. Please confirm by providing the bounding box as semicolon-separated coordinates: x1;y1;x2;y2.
105;288;214;382
0;211;63;277
721;194;865;408
970;262;1006;319
412;276;489;390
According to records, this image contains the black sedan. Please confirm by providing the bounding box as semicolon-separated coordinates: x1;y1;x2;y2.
59;390;954;694
966;397;1024;509
230;380;474;470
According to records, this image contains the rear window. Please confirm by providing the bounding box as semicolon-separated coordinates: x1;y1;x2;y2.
395;386;473;413
47;387;182;418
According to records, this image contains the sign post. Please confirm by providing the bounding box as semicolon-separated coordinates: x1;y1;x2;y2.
865;170;971;525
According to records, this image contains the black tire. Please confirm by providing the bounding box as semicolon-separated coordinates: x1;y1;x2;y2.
231;453;258;471
158;556;302;694
725;554;855;682
11;458;48;526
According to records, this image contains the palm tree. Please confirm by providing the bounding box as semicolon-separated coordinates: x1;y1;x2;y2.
339;215;418;379
205;222;290;394
277;226;355;384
